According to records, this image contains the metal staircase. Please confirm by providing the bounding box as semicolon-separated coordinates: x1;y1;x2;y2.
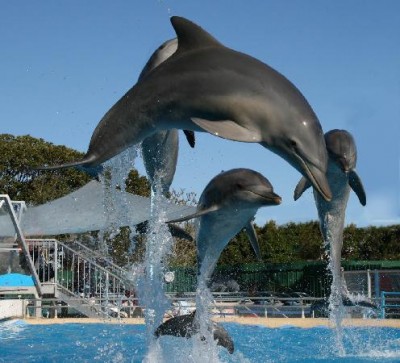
0;194;137;319
26;238;136;319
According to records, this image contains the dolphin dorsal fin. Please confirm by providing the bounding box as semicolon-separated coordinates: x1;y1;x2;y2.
170;16;223;53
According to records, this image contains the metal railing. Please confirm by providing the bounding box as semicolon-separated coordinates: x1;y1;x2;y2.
25;239;135;319
380;291;400;319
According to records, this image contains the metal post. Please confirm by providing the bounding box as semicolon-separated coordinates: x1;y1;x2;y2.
367;269;372;299
374;270;380;300
0;195;42;297
54;240;58;292
381;291;386;319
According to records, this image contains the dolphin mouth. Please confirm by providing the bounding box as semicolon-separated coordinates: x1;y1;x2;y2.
299;158;332;202
250;190;282;205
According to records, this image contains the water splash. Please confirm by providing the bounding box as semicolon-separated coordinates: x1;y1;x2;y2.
322;213;346;356
98;146;138;255
140;181;175;360
192;278;222;363
96;145;223;361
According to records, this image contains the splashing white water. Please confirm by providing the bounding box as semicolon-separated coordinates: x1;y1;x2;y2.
140;181;175;356
98;146;138;254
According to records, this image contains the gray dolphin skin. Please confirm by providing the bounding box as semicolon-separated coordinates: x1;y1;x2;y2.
139;38;195;196
294;129;366;317
40;16;332;201
154;311;234;354
168;168;281;280
156;168;280;353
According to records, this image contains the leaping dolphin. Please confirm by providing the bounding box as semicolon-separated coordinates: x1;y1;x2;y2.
168;168;281;278
139;38;195;196
39;16;331;201
155;168;281;352
294;129;366;321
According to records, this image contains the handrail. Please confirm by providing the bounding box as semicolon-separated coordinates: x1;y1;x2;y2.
380;291;400;319
25;238;133;319
26;239;125;282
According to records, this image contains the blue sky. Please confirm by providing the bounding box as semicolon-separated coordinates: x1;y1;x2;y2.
1;1;399;227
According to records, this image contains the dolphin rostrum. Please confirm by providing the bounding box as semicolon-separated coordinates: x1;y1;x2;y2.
40;16;331;201
155;168;281;352
139;38;195;196
294;129;366;322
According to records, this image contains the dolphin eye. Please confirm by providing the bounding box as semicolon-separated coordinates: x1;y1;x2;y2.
289;139;297;148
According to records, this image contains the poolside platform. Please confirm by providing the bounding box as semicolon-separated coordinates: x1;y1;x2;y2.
22;317;400;328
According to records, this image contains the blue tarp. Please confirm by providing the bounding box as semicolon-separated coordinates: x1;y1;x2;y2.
0;273;34;287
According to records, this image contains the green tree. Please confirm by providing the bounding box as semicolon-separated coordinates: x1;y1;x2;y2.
0;134;91;204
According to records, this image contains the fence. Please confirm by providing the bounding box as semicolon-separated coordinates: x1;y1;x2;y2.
165;261;400;297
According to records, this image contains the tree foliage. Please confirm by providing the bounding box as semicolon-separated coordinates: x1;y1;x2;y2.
0;134;91;204
2;134;400;268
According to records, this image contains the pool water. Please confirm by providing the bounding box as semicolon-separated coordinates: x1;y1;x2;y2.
1;320;400;363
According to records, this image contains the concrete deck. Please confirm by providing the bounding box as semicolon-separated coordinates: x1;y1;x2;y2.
23;317;400;328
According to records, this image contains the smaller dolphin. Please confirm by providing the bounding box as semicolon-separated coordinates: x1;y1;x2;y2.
155;169;281;353
294;129;366;320
154;311;234;354
168;168;281;279
139;38;195;196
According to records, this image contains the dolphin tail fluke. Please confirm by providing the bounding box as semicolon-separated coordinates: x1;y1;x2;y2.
35;155;103;177
294;176;312;201
348;170;366;206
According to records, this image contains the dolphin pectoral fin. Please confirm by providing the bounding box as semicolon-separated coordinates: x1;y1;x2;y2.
244;221;262;261
293;177;312;201
166;205;220;223
348;170;366;206
183;130;196;148
191;117;262;143
168;224;194;241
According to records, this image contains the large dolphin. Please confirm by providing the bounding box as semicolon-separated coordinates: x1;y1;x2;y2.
40;16;332;201
155;168;281;352
294;129;366;321
139;38;195;196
